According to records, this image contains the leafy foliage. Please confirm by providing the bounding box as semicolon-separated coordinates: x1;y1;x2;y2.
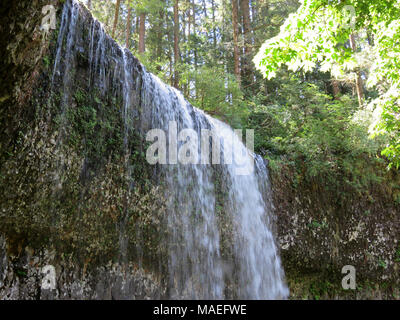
248;76;386;191
254;0;400;168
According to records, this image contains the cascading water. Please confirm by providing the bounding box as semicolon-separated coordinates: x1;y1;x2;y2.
140;72;288;299
209;118;289;299
49;1;80;192
51;0;289;299
141;73;225;299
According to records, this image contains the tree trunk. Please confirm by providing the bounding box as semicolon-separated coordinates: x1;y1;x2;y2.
251;0;257;26
111;0;121;39
240;0;253;88
349;34;364;107
241;0;252;54
86;0;92;10
202;0;208;18
167;17;173;86
135;15;139;50
156;8;164;71
192;0;197;69
173;0;180;88
192;0;197;98
183;5;187;45
232;0;241;85
125;4;132;48
212;0;217;48
188;0;191;36
139;13;146;53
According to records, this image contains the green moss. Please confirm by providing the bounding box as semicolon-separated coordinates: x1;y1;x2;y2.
395;247;400;263
286;270;398;300
15;269;28;279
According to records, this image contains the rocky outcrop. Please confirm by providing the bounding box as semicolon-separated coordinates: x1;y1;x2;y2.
0;236;163;300
0;0;167;299
272;167;400;299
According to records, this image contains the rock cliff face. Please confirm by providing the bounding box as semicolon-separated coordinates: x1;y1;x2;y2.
0;0;399;300
272;168;400;299
0;235;163;300
1;0;167;299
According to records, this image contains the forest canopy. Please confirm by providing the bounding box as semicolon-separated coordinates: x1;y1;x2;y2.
254;0;400;168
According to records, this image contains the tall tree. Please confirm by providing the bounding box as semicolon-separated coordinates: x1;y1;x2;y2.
191;0;198;98
202;0;208;18
192;0;197;70
211;0;217;48
232;0;241;85
250;0;257;26
187;0;191;35
125;2;133;48
139;12;146;53
156;5;165;71
173;0;180;88
240;0;253;88
111;0;121;39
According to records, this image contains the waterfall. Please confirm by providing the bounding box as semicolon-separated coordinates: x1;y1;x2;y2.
51;0;288;299
140;72;288;299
